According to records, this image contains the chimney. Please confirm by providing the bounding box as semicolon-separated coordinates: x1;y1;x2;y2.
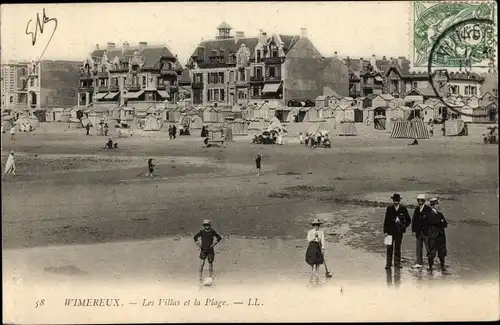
382;56;386;60
258;29;267;44
397;56;405;68
122;41;130;54
139;41;147;52
107;42;116;50
95;44;100;50
360;57;364;70
333;51;338;60
300;27;308;38
234;31;245;43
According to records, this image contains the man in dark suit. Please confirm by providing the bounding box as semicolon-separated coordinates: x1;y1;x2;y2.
384;193;411;269
411;194;433;269
427;198;450;274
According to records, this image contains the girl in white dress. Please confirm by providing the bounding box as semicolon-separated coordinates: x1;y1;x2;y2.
305;219;326;279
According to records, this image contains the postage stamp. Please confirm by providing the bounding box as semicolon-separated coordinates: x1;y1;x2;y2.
412;1;497;68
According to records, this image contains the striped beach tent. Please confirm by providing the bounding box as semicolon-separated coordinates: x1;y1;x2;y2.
390;117;429;139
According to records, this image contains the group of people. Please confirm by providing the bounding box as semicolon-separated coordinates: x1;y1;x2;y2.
168;124;178;139
383;193;449;274
299;132;331;148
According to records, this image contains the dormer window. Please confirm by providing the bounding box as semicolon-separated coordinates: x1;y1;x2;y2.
257;51;261;62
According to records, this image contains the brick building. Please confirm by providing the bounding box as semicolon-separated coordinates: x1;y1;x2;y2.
187;22;349;117
78;42;186;113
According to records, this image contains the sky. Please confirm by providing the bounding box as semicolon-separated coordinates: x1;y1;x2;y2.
1;2;411;66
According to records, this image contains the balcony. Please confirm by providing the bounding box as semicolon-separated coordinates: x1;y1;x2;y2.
264;57;285;65
235;80;248;87
192;82;204;89
79;74;94;81
109;85;120;92
98;86;109;92
250;93;282;100
264;76;282;82
157;84;167;90
250;76;264;83
79;86;94;92
161;69;178;77
109;66;128;73
126;84;141;92
97;71;109;78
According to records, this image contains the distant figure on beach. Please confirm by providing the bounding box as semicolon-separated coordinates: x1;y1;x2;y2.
255;153;262;175
305;218;326;280
9;126;16;141
104;123;109;136
304;133;309;147
85;123;91;136
172;125;177;139
4;151;16;177
408;138;419;146
299;132;304;144
146;158;155;178
193;219;222;283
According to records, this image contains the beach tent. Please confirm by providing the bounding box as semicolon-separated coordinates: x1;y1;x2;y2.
444;119;468;136
230;118;248;136
143;114;162;131
390;117;430;139
52;108;64;122
2;115;14;130
338;121;357;136
190;115;204;130
374;115;387;130
287;106;301;122
460;105;474;123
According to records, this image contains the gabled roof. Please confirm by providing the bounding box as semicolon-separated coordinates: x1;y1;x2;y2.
90;45;176;69
278;35;300;52
179;69;191;84
403;87;438;98
375;94;394;101
316;95;330;101
190;37;260;67
481;91;498;99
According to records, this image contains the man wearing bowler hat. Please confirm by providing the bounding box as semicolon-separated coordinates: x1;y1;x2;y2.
384;193;411;269
411;194;433;269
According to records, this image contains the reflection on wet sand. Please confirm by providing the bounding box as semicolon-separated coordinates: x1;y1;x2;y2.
385;268;401;288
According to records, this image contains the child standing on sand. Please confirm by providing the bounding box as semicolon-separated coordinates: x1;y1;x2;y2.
255;153;262;175
305;219;326;280
146;158;155;178
194;220;222;282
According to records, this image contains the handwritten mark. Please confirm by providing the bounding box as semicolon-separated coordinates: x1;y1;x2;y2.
22;8;58;91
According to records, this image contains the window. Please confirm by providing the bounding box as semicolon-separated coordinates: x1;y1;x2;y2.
207;89;212;101
412;81;418;88
269;66;275;78
238;91;246;99
9;96;13;103
464;86;469;95
256;68;262;79
240;70;245;81
220;89;225;101
142;76;147;87
471;86;477;96
219;72;224;84
30;78;34;87
214;89;219;101
257;51;261;62
229;71;234;82
195;73;202;84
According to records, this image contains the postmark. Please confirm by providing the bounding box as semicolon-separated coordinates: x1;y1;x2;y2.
413;1;496;68
427;17;497;118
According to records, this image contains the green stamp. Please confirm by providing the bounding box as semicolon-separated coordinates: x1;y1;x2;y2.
413;1;497;68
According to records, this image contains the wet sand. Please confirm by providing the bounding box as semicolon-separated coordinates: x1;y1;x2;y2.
2;124;499;284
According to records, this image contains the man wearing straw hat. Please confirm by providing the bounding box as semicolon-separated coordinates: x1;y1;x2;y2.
411;194;433;269
383;193;411;269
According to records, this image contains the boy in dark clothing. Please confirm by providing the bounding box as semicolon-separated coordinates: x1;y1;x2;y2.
384;193;411;269
147;158;155;178
193;220;222;281
255;153;262;175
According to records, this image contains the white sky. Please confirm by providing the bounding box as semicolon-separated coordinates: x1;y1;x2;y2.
1;2;411;65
